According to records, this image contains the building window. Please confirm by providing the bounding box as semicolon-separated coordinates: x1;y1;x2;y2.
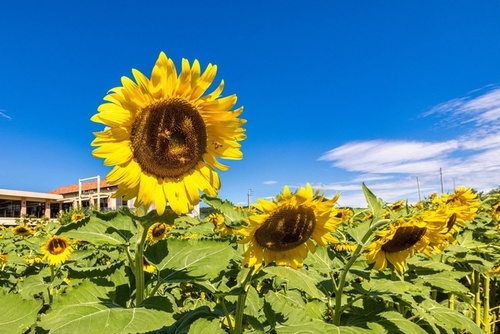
26;201;46;218
50;203;60;219
62;202;73;212
0;199;21;217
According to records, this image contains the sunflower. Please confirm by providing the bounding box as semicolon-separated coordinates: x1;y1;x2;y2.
238;184;340;270
12;225;32;237
389;199;407;212
25;256;44;265
41;235;74;266
208;213;233;236
71;212;86;222
143;257;156;273
491;202;500;220
364;215;450;273
91;52;246;215
147;222;170;244
489;265;500;276
0;254;7;266
332;242;357;253
432;186;479;223
331;208;354;223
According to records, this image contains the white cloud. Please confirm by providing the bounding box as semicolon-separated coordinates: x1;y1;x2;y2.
262;180;278;185
0;109;11;120
319;140;458;174
319;86;500;206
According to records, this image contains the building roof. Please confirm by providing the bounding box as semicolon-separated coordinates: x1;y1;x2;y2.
0;188;63;200
49;179;115;195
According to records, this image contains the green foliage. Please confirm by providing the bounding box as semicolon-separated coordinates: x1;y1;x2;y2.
0;185;499;333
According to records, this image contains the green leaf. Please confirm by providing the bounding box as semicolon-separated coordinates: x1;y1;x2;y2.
17;267;51;299
274;320;344;334
67;261;124;280
377;311;428;334
152;239;237;282
263;266;326;300
155;306;215;334
0;293;42;334
38;280;175;334
57;211;137;246
245;285;263;318
187;318;225;334
420;299;483;334
347;310;428;334
346;219;372;246
304;246;343;274
362;183;383;218
414;272;469;294
201;195;251;224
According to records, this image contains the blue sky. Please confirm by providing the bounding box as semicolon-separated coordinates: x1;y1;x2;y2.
1;1;500;207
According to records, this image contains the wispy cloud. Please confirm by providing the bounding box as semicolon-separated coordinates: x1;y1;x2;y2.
0;109;11;120
262;180;278;185
319;86;500;206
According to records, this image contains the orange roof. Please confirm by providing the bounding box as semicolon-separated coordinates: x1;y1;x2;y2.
50;179;115;195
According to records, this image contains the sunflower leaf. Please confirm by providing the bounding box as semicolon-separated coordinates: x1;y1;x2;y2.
201;195;250;224
414;272;469;295
263;266;326;300
0;292;42;334
187;318;226;334
37;280;176;334
57;211;137;246
154;239;237;282
361;183;384;219
152;306;216;334
346;310;428;334
304;245;343;275
418;299;484;334
245;285;263;318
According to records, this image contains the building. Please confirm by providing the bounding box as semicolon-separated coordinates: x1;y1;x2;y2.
49;178;134;212
1;175;199;226
0;176;134;226
0;189;63;225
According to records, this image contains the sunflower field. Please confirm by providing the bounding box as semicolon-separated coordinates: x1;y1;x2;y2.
1;53;500;334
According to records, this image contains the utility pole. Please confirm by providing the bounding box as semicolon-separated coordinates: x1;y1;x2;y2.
439;168;444;194
416;177;422;202
247;188;252;208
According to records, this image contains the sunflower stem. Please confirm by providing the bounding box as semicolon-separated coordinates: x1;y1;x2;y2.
484;274;491;334
134;223;148;306
219;296;235;334
474;270;482;326
47;264;55;305
234;268;255;334
332;218;390;326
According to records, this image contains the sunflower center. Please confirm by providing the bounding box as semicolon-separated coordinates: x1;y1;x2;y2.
48;237;68;255
254;205;316;251
381;226;427;253
152;224;167;238
16;227;29;234
131;98;207;179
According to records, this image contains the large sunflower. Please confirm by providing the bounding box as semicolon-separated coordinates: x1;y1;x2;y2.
364;215;450;273
41;235;74;266
91;52;246;215
238;184;340;270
